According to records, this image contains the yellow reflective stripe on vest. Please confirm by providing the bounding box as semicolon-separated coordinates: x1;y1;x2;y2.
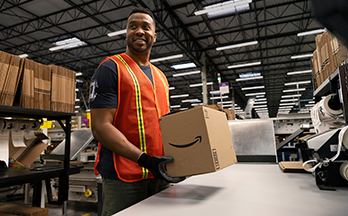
115;55;148;179
153;66;169;111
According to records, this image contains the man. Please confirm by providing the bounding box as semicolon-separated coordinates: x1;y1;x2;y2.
89;7;184;216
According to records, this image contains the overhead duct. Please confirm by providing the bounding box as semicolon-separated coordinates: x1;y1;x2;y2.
245;98;255;119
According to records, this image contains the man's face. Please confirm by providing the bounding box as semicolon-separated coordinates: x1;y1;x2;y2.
126;12;156;54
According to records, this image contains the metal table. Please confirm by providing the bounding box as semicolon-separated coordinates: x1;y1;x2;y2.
115;163;348;216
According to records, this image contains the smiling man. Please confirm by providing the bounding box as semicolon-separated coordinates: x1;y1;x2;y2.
89;7;184;216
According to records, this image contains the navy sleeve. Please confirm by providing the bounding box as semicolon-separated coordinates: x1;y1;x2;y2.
89;59;118;108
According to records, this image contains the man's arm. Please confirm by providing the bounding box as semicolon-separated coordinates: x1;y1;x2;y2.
90;107;143;162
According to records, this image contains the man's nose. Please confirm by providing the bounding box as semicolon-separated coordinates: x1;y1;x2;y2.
135;27;145;35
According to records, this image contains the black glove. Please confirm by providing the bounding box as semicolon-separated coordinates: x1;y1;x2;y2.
137;153;185;183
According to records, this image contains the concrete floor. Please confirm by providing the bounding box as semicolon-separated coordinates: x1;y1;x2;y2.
46;201;98;216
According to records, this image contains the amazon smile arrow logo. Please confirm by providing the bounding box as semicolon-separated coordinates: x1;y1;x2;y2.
168;136;202;148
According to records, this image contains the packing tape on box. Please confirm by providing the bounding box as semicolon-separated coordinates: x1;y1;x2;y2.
317;93;345;127
340;162;348;181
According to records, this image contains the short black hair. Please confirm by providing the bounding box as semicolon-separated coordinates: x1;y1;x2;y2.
129;7;155;21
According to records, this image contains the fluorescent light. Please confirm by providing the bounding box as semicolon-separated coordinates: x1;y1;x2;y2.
76;72;82;76
192;103;204;106
217;41;258;51
171;62;197;70
210;90;221;95
278;108;292;111
283;88;306;92
297;29;326;37
75;88;79;92
75;106;80;109
255;98;267;101
173;70;200;77
190;82;213;87
281;94;301;98
284;80;311;86
222;104;233;107
150;54;183;63
49;37;86;51
194;0;252;16
171;105;181;108
245;92;266;96
236;76;263;82
279;103;296;106
107;29;127;37
18;54;28;58
75;110;79;113
242;86;265;90
217;101;233;104
180;108;188;110
234;107;241;109
308;101;315;104
255;108;268;110
169;87;175;90
253;105;267;108
228;61;261;69
75;99;80;102
86;109;90;112
182;99;201;103
254;101;267;104
279;106;293;109
305;104;315;107
287;70;312;75
210;96;228;100
291;54;313;59
170;94;189;98
280;98;298;102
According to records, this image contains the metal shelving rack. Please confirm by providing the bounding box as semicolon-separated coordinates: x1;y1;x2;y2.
0;105;81;216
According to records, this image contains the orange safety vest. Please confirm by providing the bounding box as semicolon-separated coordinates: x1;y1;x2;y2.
94;53;170;182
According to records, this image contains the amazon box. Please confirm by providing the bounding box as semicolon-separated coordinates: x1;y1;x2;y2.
160;106;237;177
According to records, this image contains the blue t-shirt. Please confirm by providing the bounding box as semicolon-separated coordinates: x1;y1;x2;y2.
89;59;153;180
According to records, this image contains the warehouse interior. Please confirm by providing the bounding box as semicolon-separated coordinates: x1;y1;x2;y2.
0;0;347;216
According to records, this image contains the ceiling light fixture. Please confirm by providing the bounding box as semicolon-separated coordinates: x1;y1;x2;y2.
173;70;200;77
49;37;86;51
182;99;201;103
241;85;265;90
236;76;263;82
228;61;261;69
283;88;306;93
254;101;267;104
291;54;313;59
194;0;252;16
279;103;296;106
170;94;189;98
171;105;181;108
217;101;233;104
253;105;267;108
245;92;266;96
280;98;298;102
297;29;326;37
284;80;311;86
255;98;267;101
287;70;312;75
281;94;301;98
210;96;229;100
107;29;127;37
190;82;213;87
171;62;196;70
216;41;258;51
169;87;175;90
18;54;28;58
75;72;82;76
150;54;183;63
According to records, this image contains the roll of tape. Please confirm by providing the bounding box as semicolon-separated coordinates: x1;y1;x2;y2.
29;120;41;130
4;120;20;131
318;93;345;127
339;162;348;181
0;119;5;130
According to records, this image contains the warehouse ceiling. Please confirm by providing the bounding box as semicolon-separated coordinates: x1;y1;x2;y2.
0;0;323;117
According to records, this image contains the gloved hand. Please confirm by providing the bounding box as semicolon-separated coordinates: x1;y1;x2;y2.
137;153;185;183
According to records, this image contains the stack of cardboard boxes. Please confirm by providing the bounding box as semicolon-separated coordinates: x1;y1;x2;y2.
0;50;76;113
0;203;48;216
312;32;348;89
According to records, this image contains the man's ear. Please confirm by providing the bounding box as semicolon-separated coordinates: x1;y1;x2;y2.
154;32;157;43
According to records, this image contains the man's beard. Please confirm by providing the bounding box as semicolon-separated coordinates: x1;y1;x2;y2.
127;39;153;53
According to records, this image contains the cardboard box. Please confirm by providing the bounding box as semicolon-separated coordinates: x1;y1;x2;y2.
9;132;48;167
160;106;237;177
223;108;235;120
0;204;48;216
278;161;310;173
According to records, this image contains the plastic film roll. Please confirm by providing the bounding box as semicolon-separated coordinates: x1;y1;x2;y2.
4;120;20;131
340;162;348;181
317;93;345;127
